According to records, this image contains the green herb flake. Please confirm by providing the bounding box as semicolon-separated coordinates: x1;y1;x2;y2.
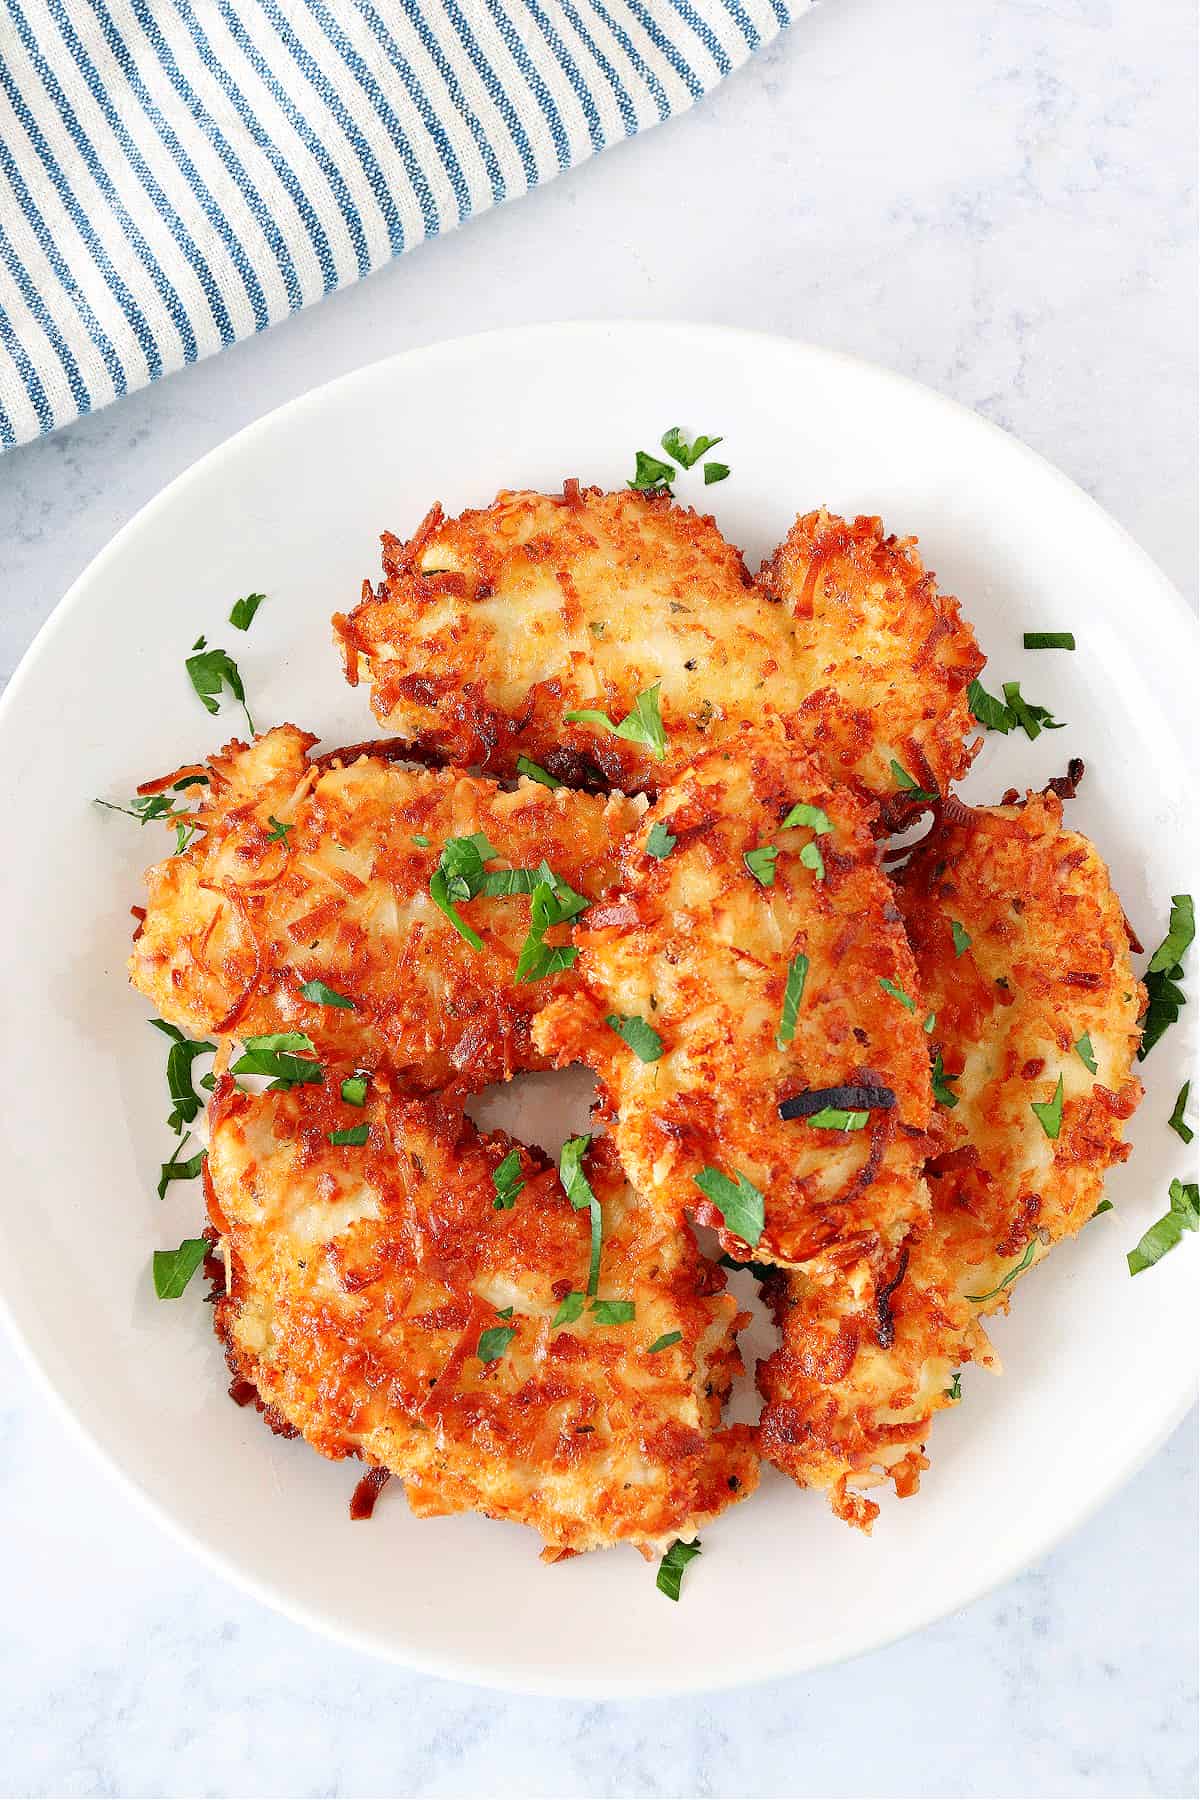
646;1330;683;1355
951;920;972;957
1031;1072;1065;1140
628;450;676;493
552;1291;586;1328
152;1237;209;1299
889;759;938;804
230;1031;323;1090
591;1299;636;1325
945;1370;962;1401
777;953;809;1047
514;868;589;983
565;682;667;763
151;1020;215;1132
185;644;254;735
646;820;677;859
298;978;355;1010
266;815;292;844
492;1148;526;1211
878;976;916;1013
780;801;833;835
967;677;1015;733
693;1165;765;1248
1139;896;1195;1058
799;840;826;880
328;1125;369;1147
1168;1081;1194;1145
1127;1179;1199;1275
411;833;431;848
340;1076;369;1107
427;831;501;950
605;1012;664;1062
1023;631;1074;650
966;1236;1039;1302
805;1106;870;1131
1002;680;1064;741
229;592;266;632
560;1135;603;1296
477;1322;518;1364
156;1139;207;1201
656;1539;701;1601
516;754;562;789
661;426;723;469
1074;1032;1098;1075
931;1052;960;1108
1092;1199;1113;1218
743;844;779;886
923;1010;937;1034
703;462;730;484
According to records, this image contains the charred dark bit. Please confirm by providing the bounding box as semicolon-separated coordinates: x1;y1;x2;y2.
349;1466;392;1521
1045;758;1085;802
875;1248;910;1349
779;1084;897;1121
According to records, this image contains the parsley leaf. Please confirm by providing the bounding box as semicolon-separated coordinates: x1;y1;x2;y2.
591;1298;636;1325
777;953;809;1047
931;1052;960;1108
560;1135;603;1296
156;1139;207;1201
1074;1032;1098;1074
889;759;939;805
966;1236;1039;1302
328;1125;369;1147
1023;631;1074;650
780;801;833;835
1168;1081;1193;1145
693;1165;764;1248
661;426;723;469
805;1106;869;1130
656;1539;700;1601
229;592;266;632
1030;1072;1065;1140
646;820;677;859
646;1330;683;1354
477;1322;518;1363
428;831;500;949
564;682;667;762
153;1237;209;1299
967;677;1014;733
703;462;730;485
951;920;971;957
492;1148;525;1211
552;1291;586;1327
514;870;589;983
1002;680;1064;740
1092;1199;1113;1218
185;645;254;734
1127;1179;1199;1275
157;1025;215;1132
799;841;825;880
266;815;292;843
340;1075;368;1107
605;1012;663;1062
516;754;561;789
628;450;675;493
878;976;916;1013
411;833;431;847
298;978;355;1010
1140;893;1195;1061
1148;894;1195;973
945;1370;962;1401
743;844;779;886
231;1031;322;1089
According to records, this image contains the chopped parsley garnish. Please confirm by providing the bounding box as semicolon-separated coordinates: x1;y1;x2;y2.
805;1106;869;1131
967;1236;1039;1302
231;1031;322;1089
266;815;292;843
605;1012;664;1062
514;869;590;983
565;682;667;763
1092;1199;1113;1218
693;1165;765;1248
185;644;254;734
477;1322;518;1363
646;820;677;859
743;844;779;886
951;920;971;957
428;831;499;950
1139;894;1194;1060
931;1052;959;1108
152;1237;209;1299
560;1135;603;1296
1074;1032;1098;1074
656;1539;700;1601
661;426;723;469
967;677;1014;733
328;1125;369;1147
411;833;430;848
1168;1081;1193;1145
628;450;676;493
889;759;938;804
96;791;200;851
552;1291;586;1327
1030;1072;1065;1139
340;1075;369;1107
516;754;561;789
776;954;809;1047
703;462;730;485
646;1330;683;1354
799;841;825;880
878;976;916;1013
298;978;355;1010
1127;1180;1198;1275
1023;631;1074;650
229;592;266;632
492;1148;525;1211
591;1299;636;1325
156;1139;207;1201
1002;680;1064;740
923;1010;936;1034
945;1371;962;1401
150;1020;215;1132
780;801;832;835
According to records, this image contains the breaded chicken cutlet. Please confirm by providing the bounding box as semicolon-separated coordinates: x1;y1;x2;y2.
130;725;640;1092
533;726;934;1282
758;790;1144;1528
207;1079;758;1558
334;486;983;819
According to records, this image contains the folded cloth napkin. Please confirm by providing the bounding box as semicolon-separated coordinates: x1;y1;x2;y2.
0;0;801;447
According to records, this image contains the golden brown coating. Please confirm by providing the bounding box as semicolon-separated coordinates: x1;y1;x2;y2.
129;725;640;1092
208;1079;758;1558
533;726;934;1278
334;487;983;815
755;510;985;829
758;791;1144;1529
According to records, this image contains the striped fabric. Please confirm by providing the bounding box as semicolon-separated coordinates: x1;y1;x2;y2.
0;0;801;447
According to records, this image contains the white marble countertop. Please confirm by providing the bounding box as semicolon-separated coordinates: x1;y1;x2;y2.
2;0;1196;1795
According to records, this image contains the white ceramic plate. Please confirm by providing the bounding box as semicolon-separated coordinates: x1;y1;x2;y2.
1;324;1196;1697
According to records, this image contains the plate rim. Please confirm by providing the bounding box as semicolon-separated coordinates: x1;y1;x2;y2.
1;320;1196;1697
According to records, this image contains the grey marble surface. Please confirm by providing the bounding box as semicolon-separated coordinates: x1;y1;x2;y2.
1;0;1196;1795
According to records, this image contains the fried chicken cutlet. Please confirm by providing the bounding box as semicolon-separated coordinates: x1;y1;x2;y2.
130;725;640;1091
334;486;983;818
207;1079;758;1557
758;790;1144;1528
533;726;934;1282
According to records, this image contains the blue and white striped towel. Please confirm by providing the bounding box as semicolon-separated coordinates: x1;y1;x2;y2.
0;0;801;448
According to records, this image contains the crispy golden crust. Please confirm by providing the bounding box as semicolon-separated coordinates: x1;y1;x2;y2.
533;726;933;1278
758;792;1144;1528
208;1079;758;1557
129;725;640;1092
755;510;985;828
335;488;983;815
